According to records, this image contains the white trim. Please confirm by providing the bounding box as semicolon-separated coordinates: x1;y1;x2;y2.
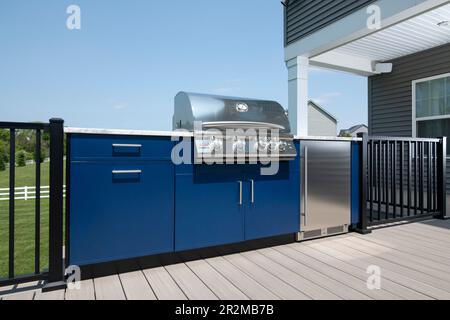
310;51;379;76
284;0;450;61
412;72;450;137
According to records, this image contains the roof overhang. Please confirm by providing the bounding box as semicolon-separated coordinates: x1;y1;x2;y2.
285;0;450;76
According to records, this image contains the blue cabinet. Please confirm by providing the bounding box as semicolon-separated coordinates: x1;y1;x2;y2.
175;161;300;251
70;134;173;161
69;134;175;266
175;165;245;251
244;163;300;240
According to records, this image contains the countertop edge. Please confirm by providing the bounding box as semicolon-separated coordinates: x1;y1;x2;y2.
64;128;362;142
294;136;362;142
64;127;194;138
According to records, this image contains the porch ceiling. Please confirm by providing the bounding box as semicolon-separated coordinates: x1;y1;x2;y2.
311;3;450;75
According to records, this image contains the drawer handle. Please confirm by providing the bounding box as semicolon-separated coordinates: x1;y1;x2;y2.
112;170;142;174
112;144;142;148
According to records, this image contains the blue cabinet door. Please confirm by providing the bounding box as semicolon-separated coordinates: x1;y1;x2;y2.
175;165;245;251
244;162;300;240
69;161;174;266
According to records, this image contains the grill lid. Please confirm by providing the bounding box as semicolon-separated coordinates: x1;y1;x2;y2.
173;92;291;134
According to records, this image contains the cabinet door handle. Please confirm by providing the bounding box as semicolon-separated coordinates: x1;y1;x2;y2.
112;170;142;174
238;181;243;206
304;146;308;227
112;144;142;148
250;179;255;204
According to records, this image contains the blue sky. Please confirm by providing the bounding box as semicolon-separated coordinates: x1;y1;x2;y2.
0;0;367;131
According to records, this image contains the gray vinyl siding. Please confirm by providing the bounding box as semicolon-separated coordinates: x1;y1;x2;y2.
285;0;376;45
308;103;337;137
369;43;450;197
368;43;450;137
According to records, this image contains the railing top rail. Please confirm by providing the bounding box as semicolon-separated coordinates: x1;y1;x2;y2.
367;136;442;143
0;121;50;130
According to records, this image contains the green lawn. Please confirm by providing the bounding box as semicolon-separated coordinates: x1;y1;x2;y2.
0;161;53;188
0;161;66;279
0;199;49;278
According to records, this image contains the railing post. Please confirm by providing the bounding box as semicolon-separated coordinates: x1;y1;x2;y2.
356;133;371;234
437;137;448;220
42;118;66;292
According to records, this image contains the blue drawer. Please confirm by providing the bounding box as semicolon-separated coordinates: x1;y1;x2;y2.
69;161;175;266
70;134;174;161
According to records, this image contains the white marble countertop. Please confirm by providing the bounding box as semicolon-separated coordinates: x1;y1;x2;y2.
65;127;362;141
64;127;194;138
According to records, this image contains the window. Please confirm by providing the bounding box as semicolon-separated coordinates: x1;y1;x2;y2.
413;74;450;152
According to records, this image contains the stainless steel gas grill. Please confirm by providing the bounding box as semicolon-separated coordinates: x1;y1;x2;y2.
173;92;297;162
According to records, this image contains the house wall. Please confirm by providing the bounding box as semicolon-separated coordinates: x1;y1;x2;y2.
369;43;450;203
308;103;337;137
343;127;368;137
285;0;376;45
368;43;450;137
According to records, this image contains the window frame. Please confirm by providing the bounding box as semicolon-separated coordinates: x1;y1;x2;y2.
412;72;450;138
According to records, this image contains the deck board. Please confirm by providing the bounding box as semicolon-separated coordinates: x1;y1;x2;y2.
65;279;95;300
322;239;450;299
312;241;431;300
205;256;280;300
241;250;340;300
352;232;450;264
349;235;450;274
259;247;370;300
223;252;310;300
142;267;187;300
119;271;156;300
371;228;450;259
185;259;248;300
2;219;450;300
93;275;126;300
281;243;393;300
165;263;218;300
335;237;450;292
1;281;41;300
34;289;65;300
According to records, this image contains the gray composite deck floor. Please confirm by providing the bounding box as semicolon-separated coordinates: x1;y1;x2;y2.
1;219;450;300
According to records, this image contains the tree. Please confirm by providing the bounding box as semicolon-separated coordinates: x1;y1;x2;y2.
16;150;27;167
0;158;5;171
0;141;8;163
0;129;8;142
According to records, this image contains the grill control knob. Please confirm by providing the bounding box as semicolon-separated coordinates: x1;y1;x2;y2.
279;141;287;152
258;138;269;152
209;138;223;153
269;141;280;152
233;139;246;153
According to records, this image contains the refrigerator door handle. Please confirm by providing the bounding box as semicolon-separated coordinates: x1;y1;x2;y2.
304;146;308;227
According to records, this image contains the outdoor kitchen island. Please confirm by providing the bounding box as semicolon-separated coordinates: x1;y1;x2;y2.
65;127;360;276
65;128;299;267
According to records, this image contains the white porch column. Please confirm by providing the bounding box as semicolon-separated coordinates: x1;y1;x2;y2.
287;56;309;136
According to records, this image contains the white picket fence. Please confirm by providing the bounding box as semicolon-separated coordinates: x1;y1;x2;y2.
0;185;66;201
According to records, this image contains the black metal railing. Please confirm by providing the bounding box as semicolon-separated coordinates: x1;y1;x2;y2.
0;119;65;291
358;133;447;232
